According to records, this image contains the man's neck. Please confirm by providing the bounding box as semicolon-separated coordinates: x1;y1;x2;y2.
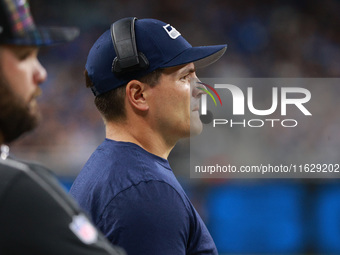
105;121;175;159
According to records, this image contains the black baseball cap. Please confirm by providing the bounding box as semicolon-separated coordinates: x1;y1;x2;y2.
86;18;227;96
0;0;79;46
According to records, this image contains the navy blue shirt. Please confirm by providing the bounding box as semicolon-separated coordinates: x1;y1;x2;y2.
70;139;217;255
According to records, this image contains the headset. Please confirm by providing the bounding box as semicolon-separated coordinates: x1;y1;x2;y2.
110;17;149;76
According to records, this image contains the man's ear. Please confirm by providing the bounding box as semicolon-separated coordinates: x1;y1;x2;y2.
125;80;149;111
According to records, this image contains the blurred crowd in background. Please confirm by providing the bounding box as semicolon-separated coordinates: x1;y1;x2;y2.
10;0;340;254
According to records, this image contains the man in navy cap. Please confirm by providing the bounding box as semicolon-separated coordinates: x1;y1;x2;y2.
70;17;227;254
0;1;125;254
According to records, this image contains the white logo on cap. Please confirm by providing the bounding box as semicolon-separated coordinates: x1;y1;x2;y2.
163;24;181;39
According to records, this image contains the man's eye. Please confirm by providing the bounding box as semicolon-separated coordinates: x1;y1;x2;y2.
181;74;190;80
16;49;35;60
19;52;30;60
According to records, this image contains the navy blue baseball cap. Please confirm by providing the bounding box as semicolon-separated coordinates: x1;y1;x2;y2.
86;18;227;96
0;0;79;46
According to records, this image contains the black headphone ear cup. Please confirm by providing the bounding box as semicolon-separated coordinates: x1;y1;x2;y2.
112;53;148;76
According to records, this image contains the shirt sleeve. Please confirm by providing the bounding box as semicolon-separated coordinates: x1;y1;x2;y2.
97;180;191;255
0;169;125;255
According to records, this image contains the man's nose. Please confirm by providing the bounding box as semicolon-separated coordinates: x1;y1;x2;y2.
192;80;207;98
34;59;47;85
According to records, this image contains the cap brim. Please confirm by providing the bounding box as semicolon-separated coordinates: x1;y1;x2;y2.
2;26;80;46
161;44;227;69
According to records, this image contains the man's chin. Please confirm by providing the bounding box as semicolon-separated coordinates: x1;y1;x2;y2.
190;112;203;136
4;115;39;144
190;122;203;137
1;104;40;144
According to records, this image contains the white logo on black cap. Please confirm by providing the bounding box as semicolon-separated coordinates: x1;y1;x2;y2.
163;24;181;39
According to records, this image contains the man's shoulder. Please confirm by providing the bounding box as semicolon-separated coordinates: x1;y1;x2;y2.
0;157;64;194
0;160;127;255
0;158;56;184
70;139;180;219
0;157;31;173
83;140;146;174
0;159;29;196
76;140;174;192
0;158;59;208
0;158;47;185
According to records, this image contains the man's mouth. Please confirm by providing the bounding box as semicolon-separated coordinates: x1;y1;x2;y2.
32;87;42;99
27;87;42;111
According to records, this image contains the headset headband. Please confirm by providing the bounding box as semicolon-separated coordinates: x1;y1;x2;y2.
111;17;149;76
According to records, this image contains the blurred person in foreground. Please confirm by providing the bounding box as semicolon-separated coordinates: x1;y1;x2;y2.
0;0;125;254
70;17;227;254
